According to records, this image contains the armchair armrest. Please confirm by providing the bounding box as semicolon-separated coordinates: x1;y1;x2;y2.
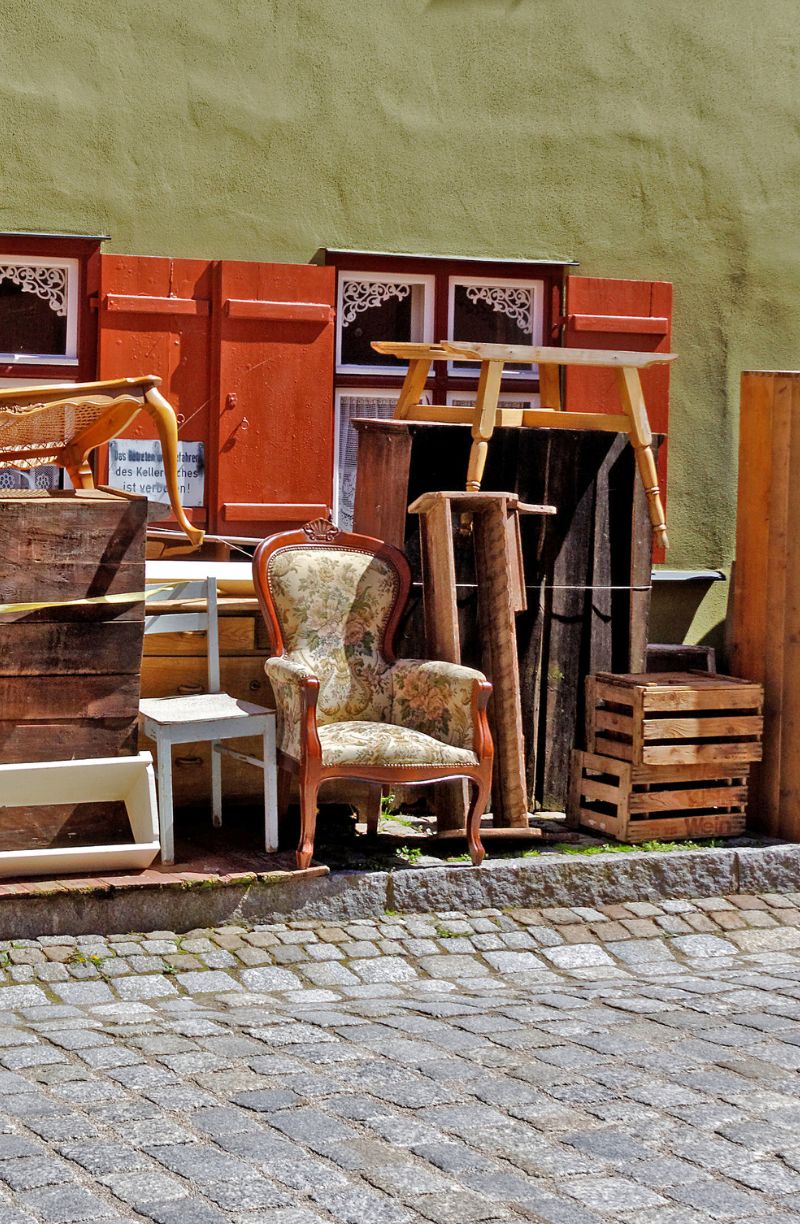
390;659;490;751
264;656;320;761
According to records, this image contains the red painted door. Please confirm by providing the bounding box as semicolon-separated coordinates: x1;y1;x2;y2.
97;255;335;538
213;260;335;537
563;275;672;556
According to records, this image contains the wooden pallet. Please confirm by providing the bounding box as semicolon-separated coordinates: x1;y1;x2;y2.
568;750;749;841
587;671;763;767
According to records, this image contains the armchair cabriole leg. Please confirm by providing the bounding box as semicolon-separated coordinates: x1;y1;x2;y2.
467;775;489;866
297;772;320;870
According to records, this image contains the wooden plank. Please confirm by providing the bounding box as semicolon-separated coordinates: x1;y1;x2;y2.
642;715;763;740
569;314;669;335
538;364;561;409
104;294;209;316
0;801;131;851
631;762;748;784
0;675;140;721
581;778;623;805
394;358;432;419
779;375;800;839
473;497;529;825
223;298;333;323
140;654;271;704
0;718;139;763
143;618;257;657
0;495;146;566
400;404;631;431
642;742;762;766
416;498;461;664
594;709;634;736
730;373;787;835
352;419;412;547
0;623;144;675
450;341;675;368
622;814;746;841
0;561;145;608
629;786;750;813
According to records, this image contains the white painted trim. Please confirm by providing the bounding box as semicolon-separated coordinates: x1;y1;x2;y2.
335;271;435;376
446;274;545;378
0;255;80;363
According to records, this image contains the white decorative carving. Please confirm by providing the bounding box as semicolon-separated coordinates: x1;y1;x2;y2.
341;280;410;326
0;264;68;316
464;284;534;335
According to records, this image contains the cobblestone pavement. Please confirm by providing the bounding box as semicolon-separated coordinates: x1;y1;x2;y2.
0;894;800;1222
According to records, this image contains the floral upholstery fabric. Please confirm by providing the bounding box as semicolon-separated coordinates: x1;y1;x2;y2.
264;656;312;759
267;546;396;726
264;543;489;767
318;721;478;769
391;659;484;751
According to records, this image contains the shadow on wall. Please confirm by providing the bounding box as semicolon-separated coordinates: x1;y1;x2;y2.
649;576;728;665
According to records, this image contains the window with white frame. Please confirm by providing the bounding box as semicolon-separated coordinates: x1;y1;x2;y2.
326;252;570;529
0;257;79;364
447;275;544;376
336;272;434;375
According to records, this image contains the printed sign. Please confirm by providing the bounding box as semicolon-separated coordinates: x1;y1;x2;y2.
108;440;205;508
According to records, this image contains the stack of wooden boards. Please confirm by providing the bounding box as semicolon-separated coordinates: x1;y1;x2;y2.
568;672;764;842
0;489;159;870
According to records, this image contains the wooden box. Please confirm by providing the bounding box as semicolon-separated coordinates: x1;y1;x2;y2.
0;489;146;768
587;672;763;767
568;750;749;842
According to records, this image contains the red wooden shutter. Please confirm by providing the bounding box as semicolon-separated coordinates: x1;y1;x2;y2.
97;255;213;534
97;255;335;538
563;275;672;426
213;260;335;537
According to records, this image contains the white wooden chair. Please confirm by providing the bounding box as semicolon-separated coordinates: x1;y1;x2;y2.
139;577;278;864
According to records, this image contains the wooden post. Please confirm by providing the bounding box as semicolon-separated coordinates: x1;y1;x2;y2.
410;491;555;827
730;371;800;839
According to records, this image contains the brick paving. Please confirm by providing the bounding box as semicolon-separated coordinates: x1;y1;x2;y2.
0;895;798;1220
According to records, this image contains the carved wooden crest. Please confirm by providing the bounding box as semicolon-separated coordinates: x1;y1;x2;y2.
302;517;340;542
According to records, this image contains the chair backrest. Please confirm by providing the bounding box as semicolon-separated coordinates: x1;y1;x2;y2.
144;576;220;694
253;519;411;725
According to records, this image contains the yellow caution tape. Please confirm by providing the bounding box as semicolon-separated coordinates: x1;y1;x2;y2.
0;583;181;616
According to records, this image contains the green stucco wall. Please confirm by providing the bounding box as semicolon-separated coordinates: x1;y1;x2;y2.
2;0;797;647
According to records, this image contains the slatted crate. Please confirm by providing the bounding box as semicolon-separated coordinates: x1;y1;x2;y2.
568;750;749;842
587;671;763;767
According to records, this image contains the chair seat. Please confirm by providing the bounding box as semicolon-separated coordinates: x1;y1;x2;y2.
139;692;273;727
317;721;478;769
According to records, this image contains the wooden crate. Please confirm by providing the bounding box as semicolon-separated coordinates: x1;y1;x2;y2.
0;489;146;771
568;750;749;842
587;671;763;767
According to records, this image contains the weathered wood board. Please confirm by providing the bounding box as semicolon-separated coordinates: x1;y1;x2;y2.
0;489;146;848
353;420;656;811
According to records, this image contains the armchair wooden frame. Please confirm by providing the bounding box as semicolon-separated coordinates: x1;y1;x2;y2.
253;520;494;868
0;375;203;547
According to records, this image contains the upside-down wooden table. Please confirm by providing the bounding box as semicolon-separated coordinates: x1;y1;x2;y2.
372;340;675;550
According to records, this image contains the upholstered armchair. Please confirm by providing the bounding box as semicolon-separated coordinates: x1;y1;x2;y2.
253;519;493;868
